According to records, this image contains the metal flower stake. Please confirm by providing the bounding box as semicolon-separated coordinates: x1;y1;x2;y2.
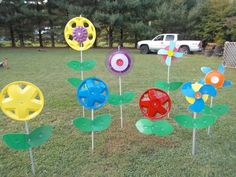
0;81;53;175
64;16;97;117
157;41;184;117
200;64;232;135
72;77;112;152
106;47;135;128
174;82;217;155
136;88;174;137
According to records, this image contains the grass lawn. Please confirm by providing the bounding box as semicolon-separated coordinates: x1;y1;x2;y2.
0;48;235;177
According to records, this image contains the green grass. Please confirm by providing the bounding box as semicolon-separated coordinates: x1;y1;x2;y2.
0;48;235;177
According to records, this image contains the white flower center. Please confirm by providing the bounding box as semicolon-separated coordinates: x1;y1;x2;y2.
211;76;219;84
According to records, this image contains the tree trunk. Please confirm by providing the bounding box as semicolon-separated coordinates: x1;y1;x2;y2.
18;33;24;47
48;0;55;47
120;28;123;47
108;26;113;48
37;2;43;47
49;21;55;47
38;28;43;47
9;24;16;47
134;33;138;48
94;37;97;48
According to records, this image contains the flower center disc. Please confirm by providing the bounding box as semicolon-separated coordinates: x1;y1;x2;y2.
195;92;202;99
167;50;174;57
211;76;219;84
205;71;224;88
116;59;124;66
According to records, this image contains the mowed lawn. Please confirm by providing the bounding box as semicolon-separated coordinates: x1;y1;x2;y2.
0;48;235;177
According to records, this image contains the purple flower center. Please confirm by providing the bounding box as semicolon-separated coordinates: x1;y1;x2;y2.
73;26;88;43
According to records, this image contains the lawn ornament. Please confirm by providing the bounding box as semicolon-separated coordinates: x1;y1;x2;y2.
156;41;184;117
73;78;111;152
65;16;97;117
107;47;135;128
200;64;232;135
0;81;53;175
136;88;173;137
174;82;217;155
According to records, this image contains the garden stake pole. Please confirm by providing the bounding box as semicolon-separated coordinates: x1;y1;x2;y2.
24;121;36;176
91;109;94;152
117;45;124;128
167;65;170;118
119;75;123;128
80;43;85;117
207;96;213;136
192;112;197;155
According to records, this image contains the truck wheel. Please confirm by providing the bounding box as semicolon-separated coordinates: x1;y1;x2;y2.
179;46;190;55
140;45;149;54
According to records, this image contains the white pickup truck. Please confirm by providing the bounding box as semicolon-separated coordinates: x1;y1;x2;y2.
137;33;202;54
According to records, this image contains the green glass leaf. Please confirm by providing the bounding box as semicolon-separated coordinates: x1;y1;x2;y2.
155;81;169;91
82;60;96;71
155;81;182;91
136;119;173;136
108;92;135;106
73;117;93;132
152;120;174;136
135;119;153;135
121;92;136;104
28;125;53;148
174;114;217;129
67;60;96;72
93;114;112;131
73;114;112;133
202;104;229;117
108;94;120;106
3;134;29;150
67;78;82;88
2;125;53;151
169;82;183;91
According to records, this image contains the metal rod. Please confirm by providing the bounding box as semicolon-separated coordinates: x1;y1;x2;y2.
207;96;214;136
167;65;170;118
91;109;94;152
192;112;197;155
167;65;170;84
24;122;36;176
119;75;123;128
80;43;85;117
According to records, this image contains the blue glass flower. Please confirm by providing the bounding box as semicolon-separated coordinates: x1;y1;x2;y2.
200;64;232;88
158;41;184;66
77;78;109;110
181;82;217;113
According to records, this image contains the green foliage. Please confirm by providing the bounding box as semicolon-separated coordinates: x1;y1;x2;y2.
1;0;236;46
73;114;112;132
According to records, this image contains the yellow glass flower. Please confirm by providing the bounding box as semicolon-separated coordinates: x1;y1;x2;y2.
0;81;44;121
64;16;96;51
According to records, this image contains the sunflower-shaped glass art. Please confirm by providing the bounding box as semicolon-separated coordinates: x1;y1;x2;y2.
158;41;184;66
200;64;232;88
73;78;112;152
174;82;217;155
200;64;232;135
0;81;53;175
